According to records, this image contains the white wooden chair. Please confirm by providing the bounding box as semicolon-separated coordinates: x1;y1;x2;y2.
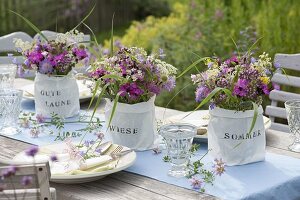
265;53;300;132
0;32;32;65
0;162;56;200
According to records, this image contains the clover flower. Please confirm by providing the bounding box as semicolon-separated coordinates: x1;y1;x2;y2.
189;176;203;190
36;114;46;124
213;158;225;176
30;127;40;138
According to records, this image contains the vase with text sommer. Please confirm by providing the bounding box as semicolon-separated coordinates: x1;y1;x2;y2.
190;52;280;166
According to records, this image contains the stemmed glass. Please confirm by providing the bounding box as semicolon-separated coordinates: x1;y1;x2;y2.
159;123;197;177
0;89;23;135
0;64;17;89
285;100;300;152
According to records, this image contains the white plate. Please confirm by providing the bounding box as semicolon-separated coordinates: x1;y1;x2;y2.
165;110;272;142
20;80;94;103
13;143;136;184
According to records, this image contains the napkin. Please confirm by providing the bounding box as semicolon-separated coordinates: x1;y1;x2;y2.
50;155;113;175
15;152;114;175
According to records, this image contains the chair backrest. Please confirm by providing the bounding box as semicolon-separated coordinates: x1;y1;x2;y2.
265;53;300;132
0;163;56;200
0;32;32;65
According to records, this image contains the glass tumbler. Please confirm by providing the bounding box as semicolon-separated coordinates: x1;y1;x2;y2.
159;123;197;177
285;100;300;152
0;89;23;135
0;64;17;89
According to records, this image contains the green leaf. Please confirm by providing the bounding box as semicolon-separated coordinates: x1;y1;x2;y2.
72;4;96;31
90;83;109;120
82;22;102;57
230;67;240;92
233;102;258;149
248;102;258;135
101;74;122;80
183;87;224;119
246;36;264;56
163;83;191;120
110;13;115;57
177;57;209;78
9;10;48;41
231;37;240;58
106;91;122;132
88;79;100;110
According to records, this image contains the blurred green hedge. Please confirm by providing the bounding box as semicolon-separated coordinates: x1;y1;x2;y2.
113;0;300;111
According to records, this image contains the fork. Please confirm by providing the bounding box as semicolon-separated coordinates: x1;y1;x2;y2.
110;145;123;157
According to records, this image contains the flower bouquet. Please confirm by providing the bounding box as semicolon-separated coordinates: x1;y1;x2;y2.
15;30;89;118
89;47;177;150
190;52;278;165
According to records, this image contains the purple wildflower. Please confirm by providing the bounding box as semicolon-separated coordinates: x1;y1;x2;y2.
260;84;270;95
272;83;280;90
1;166;18;178
207;62;214;68
213;158;225;176
95;132;104;140
28;51;43;64
233;79;249;97
148;82;161;94
30;128;40;138
24;59;30;67
50;154;58;162
102;48;110;55
84;140;90;147
162;76;176;91
225;55;239;66
21;176;33;186
95;148;102;154
73;48;88;60
250;57;256;64
158;48;166;59
79;151;85;158
119;83;144;100
39;60;53;74
274;62;281;69
189;177;203;190
195;86;210;102
36;114;45;123
25;146;39;157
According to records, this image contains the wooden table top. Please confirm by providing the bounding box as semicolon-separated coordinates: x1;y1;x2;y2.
0;79;299;200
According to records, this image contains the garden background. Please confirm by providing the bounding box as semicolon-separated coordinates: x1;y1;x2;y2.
1;0;300;111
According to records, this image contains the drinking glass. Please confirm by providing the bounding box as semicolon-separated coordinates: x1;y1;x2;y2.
0;89;23;135
0;64;17;89
285;100;300;152
159;123;197;177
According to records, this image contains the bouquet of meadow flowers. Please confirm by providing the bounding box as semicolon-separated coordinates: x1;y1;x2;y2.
89;47;177;104
14;30;89;76
191;52;278;111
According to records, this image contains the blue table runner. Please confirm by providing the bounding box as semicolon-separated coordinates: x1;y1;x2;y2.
4;100;300;200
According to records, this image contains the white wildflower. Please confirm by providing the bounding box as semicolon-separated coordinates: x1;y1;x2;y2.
13;38;32;52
